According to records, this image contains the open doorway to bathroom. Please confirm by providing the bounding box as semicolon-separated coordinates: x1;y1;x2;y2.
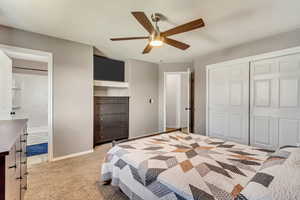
0;44;53;166
12;59;49;165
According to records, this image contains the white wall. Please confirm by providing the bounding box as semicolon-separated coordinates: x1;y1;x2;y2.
166;74;180;128
13;73;48;130
193;28;300;135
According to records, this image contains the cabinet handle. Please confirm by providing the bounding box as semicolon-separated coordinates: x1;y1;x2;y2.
9;164;17;169
21;161;27;165
16;176;23;180
21;139;27;143
24;172;29;176
23;133;29;136
16;149;22;153
22;186;27;190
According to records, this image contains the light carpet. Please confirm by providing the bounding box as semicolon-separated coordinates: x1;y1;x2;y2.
25;143;116;200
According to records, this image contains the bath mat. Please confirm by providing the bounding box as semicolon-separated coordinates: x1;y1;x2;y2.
27;143;48;157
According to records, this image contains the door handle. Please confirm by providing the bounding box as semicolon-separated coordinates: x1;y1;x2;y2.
185;108;191;111
9;164;17;169
10;111;16;115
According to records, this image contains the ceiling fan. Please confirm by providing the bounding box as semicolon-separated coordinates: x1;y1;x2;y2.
110;12;205;54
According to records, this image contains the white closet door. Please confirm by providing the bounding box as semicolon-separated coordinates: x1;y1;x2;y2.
207;63;249;144
0;50;12;120
250;53;300;149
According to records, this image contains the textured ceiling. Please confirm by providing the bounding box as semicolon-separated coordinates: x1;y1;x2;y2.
1;0;300;63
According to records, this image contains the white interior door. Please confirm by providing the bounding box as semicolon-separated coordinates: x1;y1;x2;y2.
207;63;249;144
181;71;191;133
250;53;300;149
164;70;192;133
0;50;12;120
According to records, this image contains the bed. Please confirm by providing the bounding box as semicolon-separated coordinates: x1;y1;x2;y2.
101;131;300;200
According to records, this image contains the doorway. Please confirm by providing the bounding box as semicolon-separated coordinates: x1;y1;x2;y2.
13;60;49;165
164;70;192;133
0;44;53;164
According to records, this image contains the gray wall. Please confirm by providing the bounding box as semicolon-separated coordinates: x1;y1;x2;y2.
193;28;300;135
0;26;93;158
158;63;192;131
126;59;159;138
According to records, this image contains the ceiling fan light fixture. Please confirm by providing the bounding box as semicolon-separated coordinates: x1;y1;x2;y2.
149;32;163;47
150;39;163;47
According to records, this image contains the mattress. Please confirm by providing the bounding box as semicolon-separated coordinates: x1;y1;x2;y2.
101;131;274;200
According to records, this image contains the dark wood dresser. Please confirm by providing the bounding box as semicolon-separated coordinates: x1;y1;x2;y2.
94;97;129;146
0;119;28;200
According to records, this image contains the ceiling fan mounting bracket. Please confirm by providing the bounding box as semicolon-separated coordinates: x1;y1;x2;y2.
151;13;162;23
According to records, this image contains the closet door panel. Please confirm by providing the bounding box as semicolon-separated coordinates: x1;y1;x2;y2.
228;113;243;141
254;80;271;107
209;111;227;138
209;68;228;106
279;78;298;108
230;81;243;106
251;53;300;149
251;116;278;149
208;63;249;144
279;119;300;147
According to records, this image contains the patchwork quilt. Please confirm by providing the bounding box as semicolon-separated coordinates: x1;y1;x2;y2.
237;146;300;200
101;132;273;200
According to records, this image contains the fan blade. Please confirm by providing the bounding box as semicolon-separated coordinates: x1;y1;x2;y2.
162;18;205;37
131;12;154;34
142;43;152;54
164;38;190;50
111;36;149;41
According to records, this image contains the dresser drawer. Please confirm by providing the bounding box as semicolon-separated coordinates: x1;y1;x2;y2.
20;135;27;163
5;143;21;200
6;145;16;171
20;173;27;200
0;120;27;200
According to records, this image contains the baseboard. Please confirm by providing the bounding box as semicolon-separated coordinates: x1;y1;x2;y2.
51;149;93;162
166;125;180;129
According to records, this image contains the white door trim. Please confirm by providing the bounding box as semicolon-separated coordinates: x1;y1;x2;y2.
0;44;54;162
163;70;191;131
